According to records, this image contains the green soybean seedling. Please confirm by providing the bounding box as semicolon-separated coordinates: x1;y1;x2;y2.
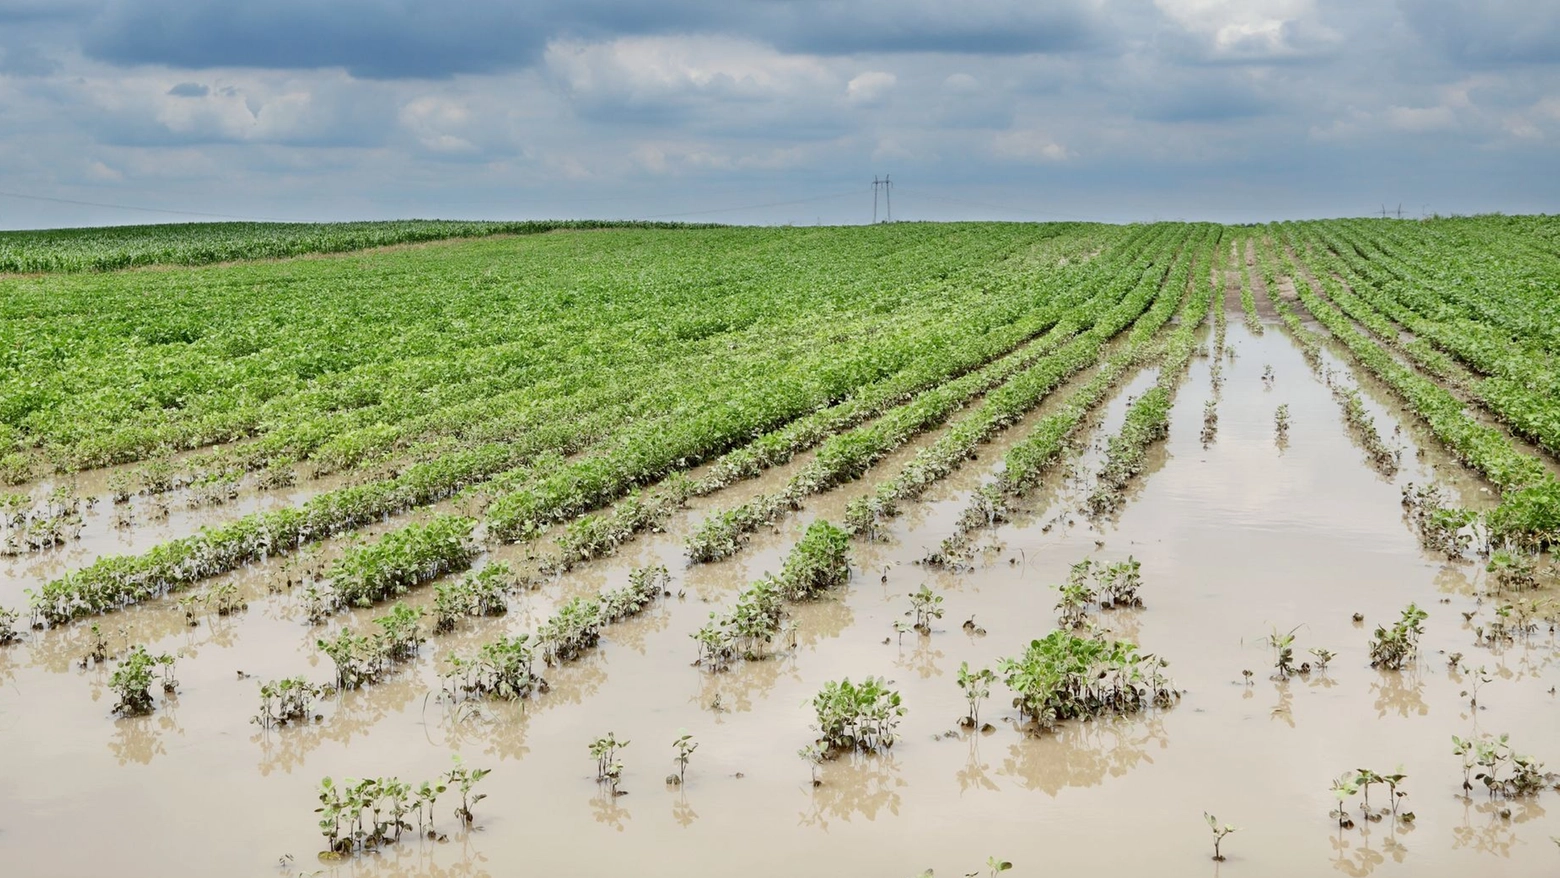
908;583;944;633
443;754;491;825
590;732;629;792
798;743;824;787
669;730;697;786
956;661;996;730
1204;812;1237;861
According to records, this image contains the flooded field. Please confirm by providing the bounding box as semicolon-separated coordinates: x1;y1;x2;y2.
3;308;1557;878
3;220;1560;878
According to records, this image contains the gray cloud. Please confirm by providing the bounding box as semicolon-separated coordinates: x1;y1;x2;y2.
77;0;1113;79
0;0;1556;228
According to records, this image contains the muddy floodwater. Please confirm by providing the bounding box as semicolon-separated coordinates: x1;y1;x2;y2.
2;317;1558;878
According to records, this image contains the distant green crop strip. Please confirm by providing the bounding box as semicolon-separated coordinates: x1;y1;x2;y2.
0;219;709;274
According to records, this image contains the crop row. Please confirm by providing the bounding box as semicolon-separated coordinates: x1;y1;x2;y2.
841;226;1201;537
1260;237;1560;547
29;225;1135;622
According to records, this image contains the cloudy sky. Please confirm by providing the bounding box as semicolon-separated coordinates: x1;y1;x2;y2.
0;0;1557;228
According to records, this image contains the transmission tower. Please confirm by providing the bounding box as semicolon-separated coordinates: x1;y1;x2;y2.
872;175;893;223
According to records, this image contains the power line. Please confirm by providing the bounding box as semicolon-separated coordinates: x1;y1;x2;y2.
893;189;1111;223
0;189;294;223
639;189;869;220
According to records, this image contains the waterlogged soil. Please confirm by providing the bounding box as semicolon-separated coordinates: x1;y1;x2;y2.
3;318;1559;878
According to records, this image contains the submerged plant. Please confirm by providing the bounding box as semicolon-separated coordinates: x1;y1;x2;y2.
812;676;905;753
254;676;328;728
1274;403;1291;438
108;644;173;716
1453;733;1552;800
591;732;630;788
908;583;945;633
998;629;1176;729
1204;812;1238;861
1268;626;1300;679
0;604;20;645
669;730;697;786
443;754;491;824
1369;603;1427;670
956;662;996;729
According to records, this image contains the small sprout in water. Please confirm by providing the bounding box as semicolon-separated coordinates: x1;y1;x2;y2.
907;583;944;633
1205;812;1238;861
973;857;1013;877
1241;669;1254;685
962;615;987;636
590;732;629;792
669;730;697;786
797;743;825;787
1267;626;1299;678
1308;647;1336;671
1274;404;1291;438
956;662;996;730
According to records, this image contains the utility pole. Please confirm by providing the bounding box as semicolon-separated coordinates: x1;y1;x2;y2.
1380;204;1388;219
1396;203;1403;219
872;175;893;223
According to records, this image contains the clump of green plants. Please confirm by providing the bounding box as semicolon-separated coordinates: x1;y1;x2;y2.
797;743;825;787
667;730;697;786
998;629;1176;729
1401;483;1477;558
108;645;176;716
318;515;478;619
599;565;671;622
590;732;630;792
1052;557;1146;627
956;662;996;730
1485;546;1539;592
1274;403;1291;440
1204;812;1237;861
538;596;603;666
254;676;330;728
432;562;511;634
442;634;546;702
1369;603;1427;670
812;676;905;753
1453;733;1554;799
317;602;426;689
907;583;945;633
315;754;490;857
0;604;20;645
1200;400;1218;447
773;520;852;600
692;522;850;669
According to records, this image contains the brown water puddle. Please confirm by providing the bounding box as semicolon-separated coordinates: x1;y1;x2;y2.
1;318;1558;878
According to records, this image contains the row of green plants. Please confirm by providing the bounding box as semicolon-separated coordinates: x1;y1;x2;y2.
1262;237;1560;548
682;250;1171;561
1086;243;1221;515
441;565;671;701
1291;223;1560;460
840;228;1195;539
925;229;1213;565
693;520;852;670
315;754;490;856
304;515;478;621
6;224;1070;489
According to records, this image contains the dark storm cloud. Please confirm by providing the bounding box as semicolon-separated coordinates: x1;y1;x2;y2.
78;0;1110;78
166;81;208;97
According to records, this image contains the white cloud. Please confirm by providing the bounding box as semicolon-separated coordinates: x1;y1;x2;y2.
846;71;896;106
1385;105;1457;132
991;129;1069;162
